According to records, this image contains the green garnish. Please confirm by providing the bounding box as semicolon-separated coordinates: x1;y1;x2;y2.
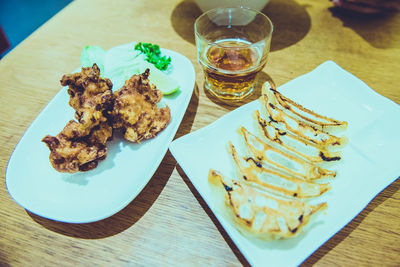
134;42;171;71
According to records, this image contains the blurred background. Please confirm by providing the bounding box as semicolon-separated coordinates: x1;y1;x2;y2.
0;0;72;58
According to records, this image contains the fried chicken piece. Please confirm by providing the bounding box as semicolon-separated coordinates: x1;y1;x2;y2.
42;120;113;173
42;64;114;173
60;63;114;136
112;69;171;142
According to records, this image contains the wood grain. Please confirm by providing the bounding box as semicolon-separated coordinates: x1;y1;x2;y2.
0;0;399;266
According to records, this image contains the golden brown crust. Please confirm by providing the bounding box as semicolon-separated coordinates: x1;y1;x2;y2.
260;84;348;150
208;170;327;239
111;69;171;143
42;121;112;173
61;63;114;135
254;110;342;163
261;94;348;149
208;82;349;240
229;142;331;198
238;127;336;180
43;66;172;173
42;64;114;173
268;86;347;130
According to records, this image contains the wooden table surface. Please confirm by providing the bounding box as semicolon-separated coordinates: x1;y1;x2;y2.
1;0;399;266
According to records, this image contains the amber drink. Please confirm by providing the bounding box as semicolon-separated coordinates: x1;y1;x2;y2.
195;7;273;100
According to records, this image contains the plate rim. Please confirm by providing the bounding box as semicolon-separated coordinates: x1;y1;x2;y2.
169;60;400;266
5;45;196;223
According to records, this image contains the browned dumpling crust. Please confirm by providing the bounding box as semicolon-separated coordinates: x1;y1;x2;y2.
208;81;348;240
209;170;327;240
229;142;331;199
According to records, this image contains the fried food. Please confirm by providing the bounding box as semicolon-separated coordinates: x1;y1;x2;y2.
255;110;342;163
209;170;327;240
238;127;336;180
60;63;114;136
260;84;348;149
42;121;112;172
209;81;348;240
43;65;172;173
43;64;114;173
229;142;331;199
112;69;171;142
265;85;348;132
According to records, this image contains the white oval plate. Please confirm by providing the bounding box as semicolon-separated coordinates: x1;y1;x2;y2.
6;46;195;223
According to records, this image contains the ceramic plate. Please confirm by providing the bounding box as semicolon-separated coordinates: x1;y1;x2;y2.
169;61;400;266
6;47;195;223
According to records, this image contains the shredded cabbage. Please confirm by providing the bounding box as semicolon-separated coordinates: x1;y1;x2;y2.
81;42;179;95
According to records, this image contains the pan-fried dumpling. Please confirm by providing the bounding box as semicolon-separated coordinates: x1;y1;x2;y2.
208;169;327;240
228;142;331;198
260;84;348;150
238;127;336;180
254;110;342;163
264;84;347;132
206;81;348;241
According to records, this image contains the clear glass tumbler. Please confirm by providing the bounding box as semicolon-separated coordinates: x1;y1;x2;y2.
195;7;273;100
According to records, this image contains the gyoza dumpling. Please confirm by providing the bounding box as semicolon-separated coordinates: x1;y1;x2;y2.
260;84;348;150
208;169;327;240
238;127;336;180
254;110;342;164
229;142;331;198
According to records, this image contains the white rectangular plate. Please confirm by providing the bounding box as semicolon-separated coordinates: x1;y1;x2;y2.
6;47;195;223
169;61;400;266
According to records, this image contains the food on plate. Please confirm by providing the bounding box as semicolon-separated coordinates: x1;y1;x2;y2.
42;39;182;173
43;63;173;172
209;81;348;240
261;84;348;149
239;127;336;180
142;63;180;95
84;42;180;95
209;170;327;240
80;45;107;75
60;63;114;137
112;69;171;142
264;85;348;132
134;42;172;71
255;110;342;163
42;42;179;173
229;142;331;198
42;120;112;173
42;64;114;173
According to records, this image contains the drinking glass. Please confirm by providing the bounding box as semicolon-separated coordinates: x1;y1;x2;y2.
195;7;273;100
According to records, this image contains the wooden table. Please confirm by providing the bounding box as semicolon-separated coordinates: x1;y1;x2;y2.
1;0;399;265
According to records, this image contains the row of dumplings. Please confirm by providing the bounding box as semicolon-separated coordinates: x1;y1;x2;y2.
209;83;348;240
